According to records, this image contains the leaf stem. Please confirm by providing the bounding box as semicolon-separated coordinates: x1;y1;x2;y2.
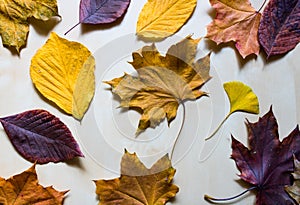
257;0;268;13
64;22;81;35
205;113;230;141
204;186;257;203
170;103;186;160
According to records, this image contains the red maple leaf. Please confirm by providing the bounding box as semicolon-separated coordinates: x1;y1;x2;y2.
231;107;300;204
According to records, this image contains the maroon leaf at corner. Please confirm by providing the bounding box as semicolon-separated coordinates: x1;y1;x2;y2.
231;107;300;205
258;0;300;58
0;109;84;164
80;0;131;24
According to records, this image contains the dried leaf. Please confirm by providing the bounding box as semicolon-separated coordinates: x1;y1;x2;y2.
105;36;211;133
30;32;95;120
206;0;261;58
94;150;179;205
0;0;60;52
0;164;67;204
80;0;130;24
206;81;259;140
136;0;197;39
0;109;84;164
231;108;300;204
286;157;300;203
258;0;300;57
224;81;259;115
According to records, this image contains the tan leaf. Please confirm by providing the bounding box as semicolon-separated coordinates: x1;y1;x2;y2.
94;150;179;205
30;32;95;120
136;0;197;39
105;36;211;133
206;0;261;58
0;0;60;52
286;157;300;203
0;164;67;204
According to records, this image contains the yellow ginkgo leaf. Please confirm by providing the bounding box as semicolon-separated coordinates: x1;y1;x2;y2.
206;81;259;140
136;0;197;39
30;32;95;120
224;81;259;115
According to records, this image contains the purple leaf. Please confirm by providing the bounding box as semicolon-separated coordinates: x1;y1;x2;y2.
80;0;131;24
0;109;84;164
231;107;300;205
258;0;300;57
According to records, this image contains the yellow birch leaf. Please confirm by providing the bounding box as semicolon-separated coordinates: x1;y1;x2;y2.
30;32;95;120
0;0;60;52
224;81;259;115
0;164;67;204
286;157;300;203
206;81;259;140
94;150;179;205
136;0;197;40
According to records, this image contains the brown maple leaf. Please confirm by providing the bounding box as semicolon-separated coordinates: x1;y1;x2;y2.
105;36;211;133
0;164;67;204
94;150;179;205
206;0;261;58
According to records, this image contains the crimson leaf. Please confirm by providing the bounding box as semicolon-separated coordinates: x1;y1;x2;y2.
258;0;300;57
0;109;84;164
231;107;300;205
80;0;131;24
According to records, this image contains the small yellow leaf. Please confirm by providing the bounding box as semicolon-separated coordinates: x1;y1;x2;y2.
30;32;95;120
94;150;179;205
205;81;259;140
224;81;259;115
136;0;197;39
0;0;59;52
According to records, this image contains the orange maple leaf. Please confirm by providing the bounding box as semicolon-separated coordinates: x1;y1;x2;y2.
0;164;67;204
206;0;261;58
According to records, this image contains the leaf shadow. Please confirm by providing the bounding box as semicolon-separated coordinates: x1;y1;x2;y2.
4;45;23;57
80;13;126;35
65;157;85;171
204;39;260;70
29;16;61;36
260;50;288;66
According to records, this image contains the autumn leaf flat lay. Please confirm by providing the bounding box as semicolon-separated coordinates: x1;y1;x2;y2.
0;0;299;204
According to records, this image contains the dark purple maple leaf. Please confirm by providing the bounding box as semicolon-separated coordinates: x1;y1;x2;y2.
258;0;300;57
0;109;84;164
231;107;300;205
80;0;131;24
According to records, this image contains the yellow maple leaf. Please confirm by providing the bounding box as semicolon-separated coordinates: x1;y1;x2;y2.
136;0;197;40
0;0;60;52
206;0;261;58
0;164;67;204
105;36;211;133
94;150;179;205
30;32;95;120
